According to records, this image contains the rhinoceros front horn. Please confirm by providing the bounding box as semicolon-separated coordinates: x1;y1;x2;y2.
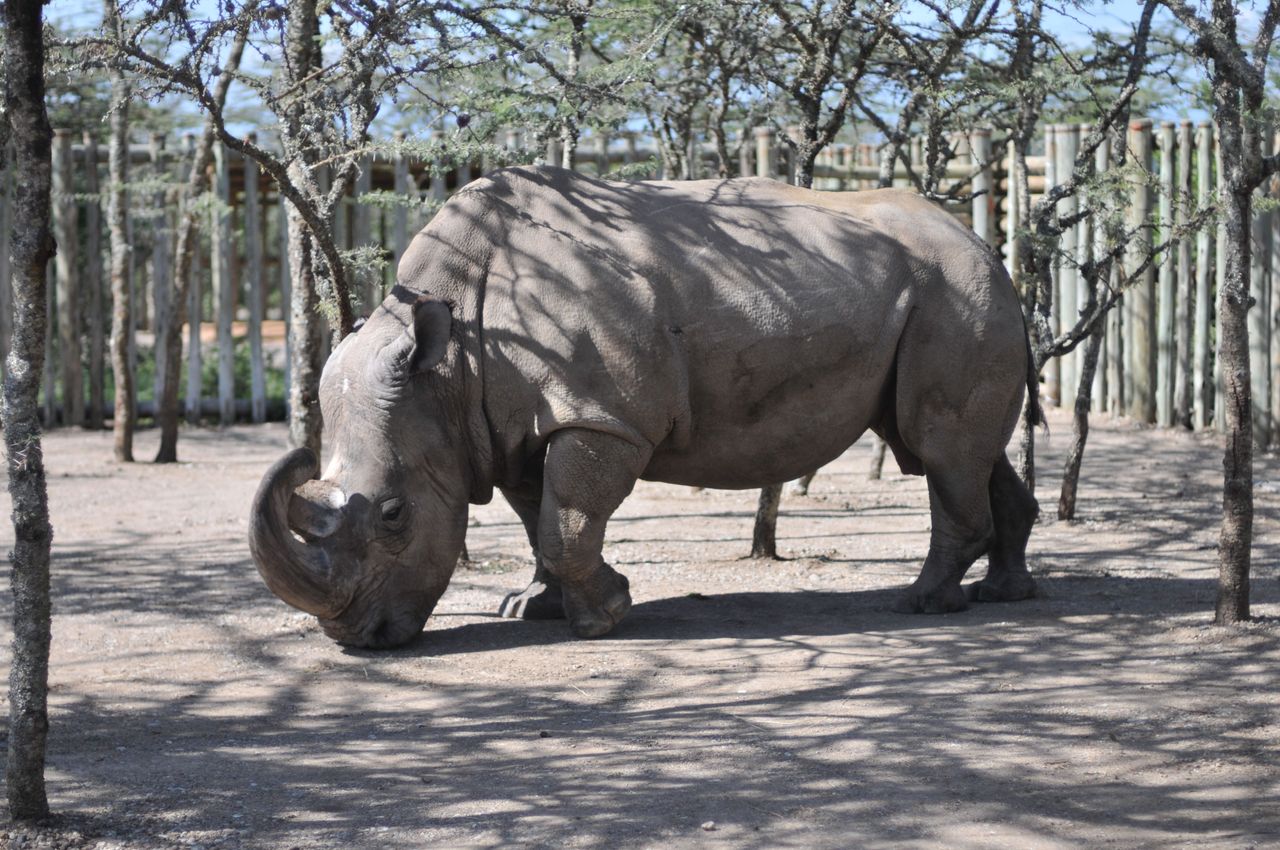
249;448;351;619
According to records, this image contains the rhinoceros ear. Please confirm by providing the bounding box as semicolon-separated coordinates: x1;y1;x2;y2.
409;296;453;373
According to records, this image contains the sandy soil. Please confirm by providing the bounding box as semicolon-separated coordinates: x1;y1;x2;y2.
0;409;1277;849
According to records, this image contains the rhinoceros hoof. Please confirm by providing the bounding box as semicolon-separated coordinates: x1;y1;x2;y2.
564;565;632;638
891;581;969;615
498;580;566;620
966;573;1036;603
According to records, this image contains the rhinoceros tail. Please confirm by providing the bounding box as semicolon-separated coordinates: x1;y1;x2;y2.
1023;327;1044;428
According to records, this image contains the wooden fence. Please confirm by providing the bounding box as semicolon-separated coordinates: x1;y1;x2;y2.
2;119;1279;445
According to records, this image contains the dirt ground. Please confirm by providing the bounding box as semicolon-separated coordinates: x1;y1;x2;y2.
0;408;1277;849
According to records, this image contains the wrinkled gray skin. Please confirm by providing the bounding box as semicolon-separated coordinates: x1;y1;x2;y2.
249;166;1041;649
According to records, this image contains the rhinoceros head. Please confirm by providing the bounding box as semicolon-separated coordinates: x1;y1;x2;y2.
249;294;471;649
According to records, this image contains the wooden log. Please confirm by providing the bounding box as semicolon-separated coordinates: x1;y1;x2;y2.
0;141;11;370
1174;120;1194;428
53;129;82;427
393;131;409;273
245;134;266;424
737;129;752;178
279;193;291;415
149;133;172;416
1093;131;1110;412
354;154;375;312
212;141;236;426
184;224;203;423
83;132;105;430
1194;122;1214;429
42;262;55;426
1005;139;1019;280
1272;130;1280;445
1055;124;1079;404
754;127;775;180
1126;119;1156;423
1214;124;1227;432
1248;124;1273;447
1044;125;1060;407
1156;121;1176;427
970;129;995;247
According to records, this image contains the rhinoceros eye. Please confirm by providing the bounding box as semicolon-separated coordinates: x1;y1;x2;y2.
380;498;406;525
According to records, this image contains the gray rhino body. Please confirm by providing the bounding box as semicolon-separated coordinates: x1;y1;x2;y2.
249;166;1040;648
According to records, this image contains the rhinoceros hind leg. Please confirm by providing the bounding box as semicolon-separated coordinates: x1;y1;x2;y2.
539;429;650;638
967;454;1038;603
893;460;994;615
498;578;566;620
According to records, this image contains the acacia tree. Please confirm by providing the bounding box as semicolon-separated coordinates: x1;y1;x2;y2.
153;26;248;463
3;0;57;820
1005;0;1163;497
1161;0;1280;624
91;0;475;453
104;0;135;462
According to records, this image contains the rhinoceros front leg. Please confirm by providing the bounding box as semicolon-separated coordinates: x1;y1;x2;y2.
496;477;566;620
538;428;651;638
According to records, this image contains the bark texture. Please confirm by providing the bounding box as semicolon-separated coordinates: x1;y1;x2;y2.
3;0;57;819
106;0;134;462
750;484;782;560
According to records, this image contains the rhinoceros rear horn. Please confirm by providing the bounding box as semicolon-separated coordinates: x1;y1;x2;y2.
248;448;350;619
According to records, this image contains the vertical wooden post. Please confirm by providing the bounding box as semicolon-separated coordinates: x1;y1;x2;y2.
1107;130;1126;414
1093;131;1110;412
1194;122;1214;429
754;127;775;180
53;129;82;426
1214;124;1228;432
354;155;375;311
624;132;638;169
212;141;235;426
1156;121;1177;427
393;131;409;274
185;137;203;425
429;153;446;205
1248;125;1273;448
81;133;105;429
1004;139;1019;280
42;262;55;426
1174;120;1194;428
1271;129;1280;445
279;193;291;415
245;133;266;424
0;141;11;370
1044;124;1060;406
593;134;609;178
1055;124;1079;403
149;132;171;415
970;129;995;247
1126;119;1156;423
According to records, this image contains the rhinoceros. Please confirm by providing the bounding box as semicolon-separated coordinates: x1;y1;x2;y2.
248;166;1041;649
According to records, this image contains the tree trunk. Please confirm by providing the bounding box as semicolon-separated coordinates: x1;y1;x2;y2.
106;4;134;462
1215;163;1253;624
3;0;57;819
285;203;325;453
750;484;782;559
1058;323;1105;520
868;435;888;480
